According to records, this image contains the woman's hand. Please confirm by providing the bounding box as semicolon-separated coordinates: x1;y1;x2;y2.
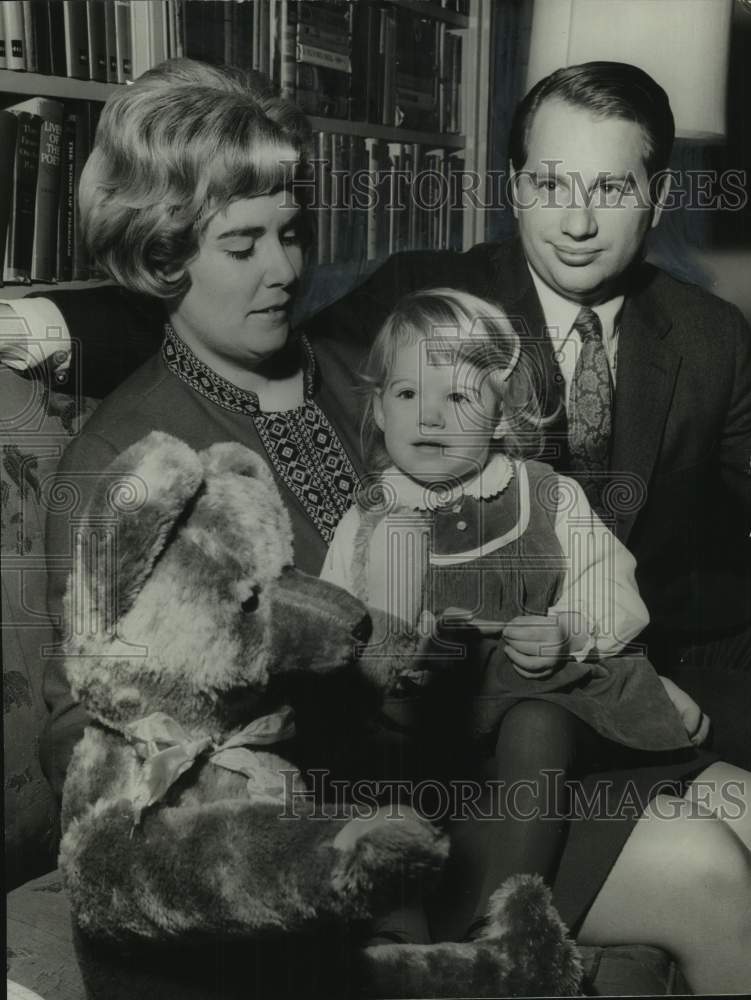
502;615;568;679
659;675;711;746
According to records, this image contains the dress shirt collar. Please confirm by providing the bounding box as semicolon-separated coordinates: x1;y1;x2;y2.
527;265;624;343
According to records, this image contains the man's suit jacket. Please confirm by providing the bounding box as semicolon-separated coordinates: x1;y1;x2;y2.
41;237;751;646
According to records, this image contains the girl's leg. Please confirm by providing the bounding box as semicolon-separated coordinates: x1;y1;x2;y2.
468;700;593;932
578;794;751;993
686;761;751;850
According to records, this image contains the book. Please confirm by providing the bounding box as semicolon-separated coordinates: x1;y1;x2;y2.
48;0;68;76
0;11;6;69
63;0;90;78
343;134;368;261
114;0;132;82
0;110;20;279
315;131;331;266
364;136;388;262
227;1;253;71
394;9;439;132
22;1;37;72
4;110;43;282
86;0;108;81
131;0;167;78
279;0;296;99
3;1;27;71
296;62;350;120
329;132;348;264
28;97;65;281
57;111;77;282
182;0;226;67
350;2;378;122
104;0;118;81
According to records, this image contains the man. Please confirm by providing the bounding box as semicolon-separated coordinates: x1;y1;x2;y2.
312;62;751;763
4;61;751;767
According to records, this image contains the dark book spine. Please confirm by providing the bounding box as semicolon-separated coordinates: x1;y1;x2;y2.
0;110;19;279
86;0;107;81
48;1;67;76
5;112;43;282
63;0;90;78
31;105;64;281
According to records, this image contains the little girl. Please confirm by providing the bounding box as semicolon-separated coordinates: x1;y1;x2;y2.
321;287;704;941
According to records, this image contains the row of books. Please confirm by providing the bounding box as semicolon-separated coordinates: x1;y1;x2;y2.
1;96;99;283
311;131;465;267
0;0;174;83
0;91;467;284
0;1;465;135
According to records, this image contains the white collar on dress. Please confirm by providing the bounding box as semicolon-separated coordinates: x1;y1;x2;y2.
380;453;516;510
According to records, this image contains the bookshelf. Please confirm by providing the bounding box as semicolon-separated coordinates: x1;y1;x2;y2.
0;0;495;299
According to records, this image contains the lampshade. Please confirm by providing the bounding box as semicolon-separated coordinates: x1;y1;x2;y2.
526;0;733;141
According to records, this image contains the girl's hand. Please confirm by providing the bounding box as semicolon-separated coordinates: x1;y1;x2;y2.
659;676;711;746
502;615;567;679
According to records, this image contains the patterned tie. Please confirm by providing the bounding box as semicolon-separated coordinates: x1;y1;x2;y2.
567;306;612;512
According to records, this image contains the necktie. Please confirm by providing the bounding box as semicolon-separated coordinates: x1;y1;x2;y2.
567;306;612;511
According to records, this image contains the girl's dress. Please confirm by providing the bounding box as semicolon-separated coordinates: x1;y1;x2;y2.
323;452;717;934
322;453;692;754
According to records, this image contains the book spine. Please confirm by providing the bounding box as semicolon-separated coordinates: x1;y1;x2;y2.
30;102;64;281
22;1;36;72
71;105;92;279
63;0;90;78
5;112;42;282
0;110;19;279
103;0;117;81
279;1;296;99
114;0;132;83
57;112;77;282
48;0;67;76
86;0;108;81
3;1;26;71
0;10;6;69
315;131;331;266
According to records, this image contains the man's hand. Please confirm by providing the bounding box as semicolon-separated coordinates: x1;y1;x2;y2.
659;676;711;746
502;615;567;679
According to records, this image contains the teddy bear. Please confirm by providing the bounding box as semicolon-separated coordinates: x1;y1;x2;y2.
57;430;582;999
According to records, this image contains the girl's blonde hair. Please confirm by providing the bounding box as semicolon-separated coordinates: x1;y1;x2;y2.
79;58;313;298
361;288;546;470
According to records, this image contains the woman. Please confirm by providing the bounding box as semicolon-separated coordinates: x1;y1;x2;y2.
36;59;751;992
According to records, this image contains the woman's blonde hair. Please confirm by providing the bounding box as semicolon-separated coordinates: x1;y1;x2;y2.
79;58;313;298
361;288;546;470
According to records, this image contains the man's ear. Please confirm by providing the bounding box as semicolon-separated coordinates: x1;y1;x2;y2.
650;171;672;229
373;392;386;432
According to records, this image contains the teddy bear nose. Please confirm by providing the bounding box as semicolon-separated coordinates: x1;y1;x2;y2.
267;568;372;675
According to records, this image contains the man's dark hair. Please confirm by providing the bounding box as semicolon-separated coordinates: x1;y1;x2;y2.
509;61;675;179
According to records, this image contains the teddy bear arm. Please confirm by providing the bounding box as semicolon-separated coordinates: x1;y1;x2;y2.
60;795;447;944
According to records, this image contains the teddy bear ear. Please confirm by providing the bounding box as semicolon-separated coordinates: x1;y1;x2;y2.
80;431;204;621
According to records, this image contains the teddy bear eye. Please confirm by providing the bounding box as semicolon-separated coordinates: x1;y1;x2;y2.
241;587;261;614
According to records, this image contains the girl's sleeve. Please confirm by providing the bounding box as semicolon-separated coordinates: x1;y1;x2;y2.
548;475;649;657
319;506;361;597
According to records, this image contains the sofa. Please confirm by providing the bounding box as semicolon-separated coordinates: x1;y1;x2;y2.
3;267;694;997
